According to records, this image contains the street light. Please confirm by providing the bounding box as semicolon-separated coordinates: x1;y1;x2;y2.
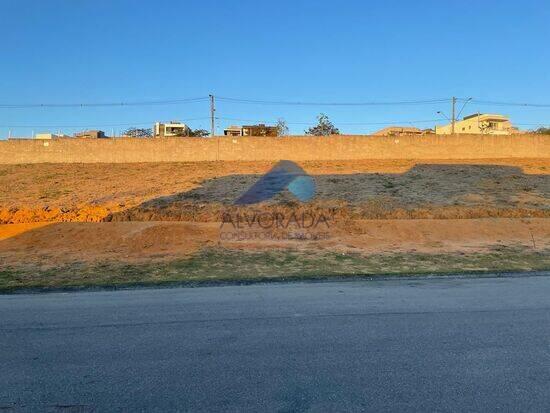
437;97;472;135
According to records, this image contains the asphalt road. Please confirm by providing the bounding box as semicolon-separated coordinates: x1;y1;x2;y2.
1;275;550;412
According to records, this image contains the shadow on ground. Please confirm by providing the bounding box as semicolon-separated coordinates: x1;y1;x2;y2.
104;164;550;222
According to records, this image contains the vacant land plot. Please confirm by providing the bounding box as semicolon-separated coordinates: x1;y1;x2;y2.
0;158;548;290
1;159;548;223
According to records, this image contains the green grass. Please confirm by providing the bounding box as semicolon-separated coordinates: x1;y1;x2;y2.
0;246;548;292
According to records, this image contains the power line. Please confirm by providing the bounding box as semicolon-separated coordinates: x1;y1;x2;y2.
3;95;550;109
0;97;209;109
0;95;450;109
216;97;451;106
2;93;549;131
0;117;210;128
218;117;440;125
462;98;550;108
0;115;446;129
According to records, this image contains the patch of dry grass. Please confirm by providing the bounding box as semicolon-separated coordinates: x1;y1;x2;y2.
1;246;548;291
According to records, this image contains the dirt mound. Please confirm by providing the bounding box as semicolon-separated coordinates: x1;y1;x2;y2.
1;218;547;268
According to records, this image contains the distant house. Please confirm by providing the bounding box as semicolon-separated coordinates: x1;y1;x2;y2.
435;114;518;135
242;124;278;137
223;126;243;136
223;124;278;137
154;121;191;138
74;130;107;139
372;126;427;137
34;133;70;140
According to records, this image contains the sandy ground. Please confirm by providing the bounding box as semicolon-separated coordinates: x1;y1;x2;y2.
1;159;548;223
0;159;548;281
0;218;547;268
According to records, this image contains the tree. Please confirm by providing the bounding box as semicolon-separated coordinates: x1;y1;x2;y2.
123;127;152;138
304;114;339;136
189;128;210;137
171;129;190;137
171;128;209;137
533;127;550;135
276;118;289;136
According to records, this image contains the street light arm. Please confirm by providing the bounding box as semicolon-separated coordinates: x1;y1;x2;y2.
456;97;472;120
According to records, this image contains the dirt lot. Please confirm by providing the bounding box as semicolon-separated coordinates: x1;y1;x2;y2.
0;158;548;290
1;159;549;223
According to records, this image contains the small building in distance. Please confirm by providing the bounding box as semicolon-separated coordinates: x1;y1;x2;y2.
35;133;71;140
372;126;433;137
242;124;278;137
223;124;278;137
74;130;107;139
154;121;191;138
435;114;517;135
223;126;243;136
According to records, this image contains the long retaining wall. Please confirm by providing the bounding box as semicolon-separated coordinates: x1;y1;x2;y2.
0;134;548;164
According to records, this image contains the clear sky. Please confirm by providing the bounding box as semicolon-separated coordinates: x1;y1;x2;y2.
1;0;549;138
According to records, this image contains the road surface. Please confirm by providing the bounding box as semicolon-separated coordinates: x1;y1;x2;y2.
1;275;550;412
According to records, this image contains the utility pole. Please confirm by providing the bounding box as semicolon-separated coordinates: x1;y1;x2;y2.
451;96;457;134
209;94;215;137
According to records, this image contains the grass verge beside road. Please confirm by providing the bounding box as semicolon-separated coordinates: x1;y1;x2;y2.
1;246;548;292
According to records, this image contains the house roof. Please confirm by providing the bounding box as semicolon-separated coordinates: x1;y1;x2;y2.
462;113;509;121
372;126;423;135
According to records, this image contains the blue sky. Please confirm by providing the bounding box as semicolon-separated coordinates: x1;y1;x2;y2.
1;0;549;137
